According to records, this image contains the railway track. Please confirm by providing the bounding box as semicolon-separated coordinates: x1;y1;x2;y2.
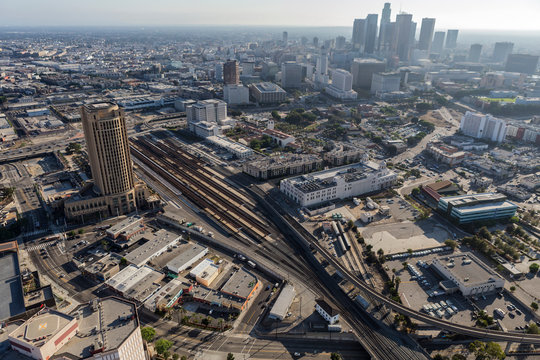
285;210;540;345
130;136;270;242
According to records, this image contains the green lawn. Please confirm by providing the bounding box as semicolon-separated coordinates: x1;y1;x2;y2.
478;97;516;103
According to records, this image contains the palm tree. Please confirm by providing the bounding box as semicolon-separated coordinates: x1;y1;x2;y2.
217;318;224;331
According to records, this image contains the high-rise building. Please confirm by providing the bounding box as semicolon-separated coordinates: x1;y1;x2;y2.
352;18;367;51
418;18;436;52
223;60;240;85
378;2;392;51
392;13;414;62
351;58;386;89
365;14;378;54
431;31;446;54
282;31;288;44
81;103;136;215
468;44;483;63
214;62;223;81
325;69;357;100
445;29;459;49
505;54;540;74
335;36;346;49
371;72;401;94
492;42;514;63
460;111;507;143
313;46;330;86
281;61;304;88
313;37;319;47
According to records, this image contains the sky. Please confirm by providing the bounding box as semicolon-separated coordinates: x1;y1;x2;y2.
2;0;540;31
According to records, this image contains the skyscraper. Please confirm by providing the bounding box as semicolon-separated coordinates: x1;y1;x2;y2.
445;30;459;49
418;18;436;52
223;60;240;85
81;103;136;215
335;36;346;49
313;46;330;86
392;13;414;62
505;54;540;74
492;42;514;63
431;31;446;54
352;18;367;51
365;14;378;54
282;31;288;44
378;3;392;51
281;62;304;88
313;37;319;47
468;44;483;63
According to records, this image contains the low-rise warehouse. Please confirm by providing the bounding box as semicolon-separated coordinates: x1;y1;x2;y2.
144;279;192;312
124;229;181;267
106;265;165;303
166;243;208;274
189;258;220;287
106;215;145;240
432;253;505;296
268;284;295;321
220;267;260;303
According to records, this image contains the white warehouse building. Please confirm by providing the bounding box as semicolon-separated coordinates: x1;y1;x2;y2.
280;161;397;207
431;253;505;296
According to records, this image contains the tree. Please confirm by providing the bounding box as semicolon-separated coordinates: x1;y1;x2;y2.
444;239;458;250
527;323;540;334
227;353;235;360
181;356;187;360
172;354;180;360
510;286;516;292
432;355;449;360
155;339;172;355
140;327;156;343
531;302;538;311
451;355;466;360
411;187;420;195
271;110;281;120
529;263;539;273
407;248;413;255
78;228;85;234
120;257;128;266
484;342;505;359
330;353;342;360
162;351;171;360
201;317;210;327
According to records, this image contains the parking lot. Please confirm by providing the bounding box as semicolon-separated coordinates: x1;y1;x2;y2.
385;251;538;331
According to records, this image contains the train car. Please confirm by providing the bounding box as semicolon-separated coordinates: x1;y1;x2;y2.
342;232;351;251
331;221;340;236
337;235;347;254
336;221;345;235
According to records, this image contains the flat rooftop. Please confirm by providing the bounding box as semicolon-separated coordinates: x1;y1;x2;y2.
441;192;509;207
252;82;286;93
435;254;503;286
55;298;138;359
220;267;258;300
9;308;74;345
124;229;181;266
287;161;385;193
0;251;25;320
165;243;208;272
106;215;144;237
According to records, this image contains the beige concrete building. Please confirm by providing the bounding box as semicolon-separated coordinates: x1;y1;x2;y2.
65;103;153;220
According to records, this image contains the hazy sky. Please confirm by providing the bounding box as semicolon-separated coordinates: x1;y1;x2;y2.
2;0;540;31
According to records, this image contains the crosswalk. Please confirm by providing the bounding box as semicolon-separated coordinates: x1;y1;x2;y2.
25;240;57;251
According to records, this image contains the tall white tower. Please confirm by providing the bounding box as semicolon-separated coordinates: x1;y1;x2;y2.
313;46;330;88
